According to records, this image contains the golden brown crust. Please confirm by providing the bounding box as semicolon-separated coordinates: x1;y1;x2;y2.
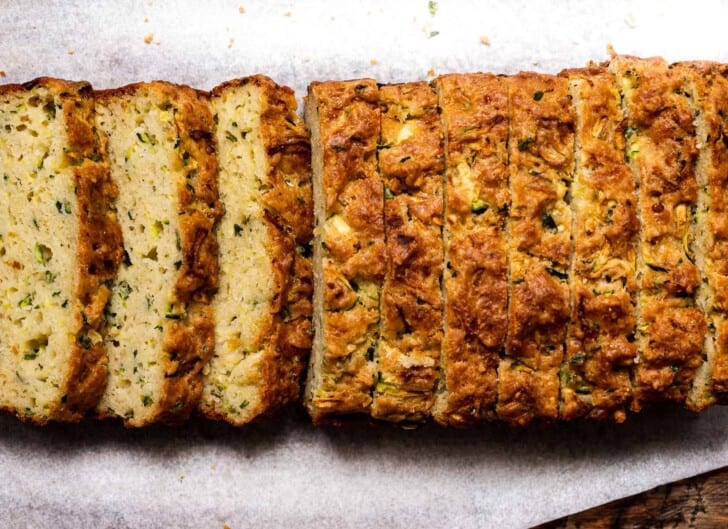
679;62;728;407
433;73;508;426
305;80;384;422
257;76;313;412
371;81;445;423
0;79;122;423
559;68;638;422
609;57;707;410
498;73;574;426
96;82;221;425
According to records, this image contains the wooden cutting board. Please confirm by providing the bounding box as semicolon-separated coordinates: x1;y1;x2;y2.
535;466;728;529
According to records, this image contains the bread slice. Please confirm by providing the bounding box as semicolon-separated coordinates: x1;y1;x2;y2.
557;67;639;422
201;75;313;425
303;80;385;423
95;82;222;426
497;73;574;426
0;78;122;423
432;73;509;426
370;82;445;423
679;62;728;409
609;56;707;411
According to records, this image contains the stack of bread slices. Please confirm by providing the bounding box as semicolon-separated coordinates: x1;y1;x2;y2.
0;55;726;428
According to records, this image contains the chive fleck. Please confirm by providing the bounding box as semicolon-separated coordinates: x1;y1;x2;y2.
233;224;243;237
518;137;534;152
541;212;557;231
533;91;544;101
19;294;33;307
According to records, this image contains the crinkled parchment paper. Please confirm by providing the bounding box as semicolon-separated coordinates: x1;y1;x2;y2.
0;1;727;527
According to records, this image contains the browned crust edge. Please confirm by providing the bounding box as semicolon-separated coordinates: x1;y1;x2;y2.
432;73;509;427
371;81;445;423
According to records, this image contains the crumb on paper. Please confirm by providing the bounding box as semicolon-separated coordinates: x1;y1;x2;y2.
480;35;491;46
427;69;435;77
283;11;291;17
228;38;234;48
624;13;637;28
238;5;245;13
67;50;75;55
144;33;154;44
144;17;149;23
303;55;311;62
370;58;379;65
223;525;232;529
0;71;6;78
428;1;438;16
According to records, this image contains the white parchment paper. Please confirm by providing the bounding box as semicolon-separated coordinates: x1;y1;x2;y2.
1;1;727;527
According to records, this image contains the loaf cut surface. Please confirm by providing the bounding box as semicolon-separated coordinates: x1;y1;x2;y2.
432;74;509;426
610;56;707;411
0;78;122;423
498;73;575;426
304;80;385;423
201;75;312;425
371;81;445;423
559;67;638;422
95;82;221;426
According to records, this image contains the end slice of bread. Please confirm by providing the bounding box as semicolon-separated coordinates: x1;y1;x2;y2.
432;73;509;426
201;75;313;425
0;78;122;423
370;81;445;423
304;80;385;423
95;82;221;427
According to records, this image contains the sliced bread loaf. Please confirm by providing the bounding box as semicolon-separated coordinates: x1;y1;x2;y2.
0;78;122;423
304;80;385;423
432;73;509;426
371;81;445;423
95;82;221;426
201;75;313;425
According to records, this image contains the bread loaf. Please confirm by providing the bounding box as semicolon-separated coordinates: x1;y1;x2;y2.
0;78;122;423
95;82;221;426
201;75;312;425
303;80;385;423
